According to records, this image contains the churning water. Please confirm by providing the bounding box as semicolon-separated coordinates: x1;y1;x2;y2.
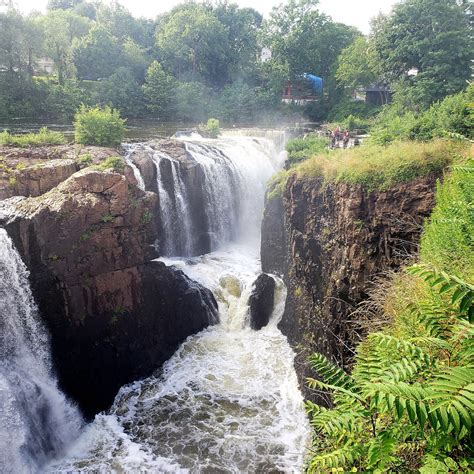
2;133;310;472
0;229;82;473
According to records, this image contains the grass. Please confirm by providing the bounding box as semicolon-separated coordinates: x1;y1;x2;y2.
294;139;469;191
269;139;469;198
0;127;66;147
93;156;125;172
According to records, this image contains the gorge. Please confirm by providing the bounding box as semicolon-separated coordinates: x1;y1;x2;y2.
1;132;312;472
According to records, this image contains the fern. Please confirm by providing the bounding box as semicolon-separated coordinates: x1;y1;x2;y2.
427;366;474;434
366;431;397;470
408;264;474;321
306;444;362;472
308;353;355;389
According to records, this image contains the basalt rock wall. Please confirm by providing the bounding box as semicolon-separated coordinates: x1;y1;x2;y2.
1;155;218;417
261;173;439;399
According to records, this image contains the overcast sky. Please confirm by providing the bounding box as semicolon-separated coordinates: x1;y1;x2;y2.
13;0;398;34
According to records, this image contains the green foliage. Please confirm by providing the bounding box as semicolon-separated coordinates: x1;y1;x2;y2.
0;127;66;147
285;135;329;166
327;98;380;122
101;213;114;223
205;118;220;139
370;86;474;144
371;0;471;107
142;61;175;118
306;162;474;472
94;156;125;172
266;169;290;200
77;153;92;165
336;36;378;90
294;139;466;191
74;105;125;146
419;161;474;282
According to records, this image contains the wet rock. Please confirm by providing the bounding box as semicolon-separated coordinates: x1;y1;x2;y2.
248;273;276;330
261;173;440;398
2;164;218;417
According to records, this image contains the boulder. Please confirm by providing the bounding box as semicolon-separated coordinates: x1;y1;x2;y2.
248;273;276;330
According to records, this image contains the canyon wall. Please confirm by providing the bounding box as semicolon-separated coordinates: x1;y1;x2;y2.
261;173;440;398
1;147;218;417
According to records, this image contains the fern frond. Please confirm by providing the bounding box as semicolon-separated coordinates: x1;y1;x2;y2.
309;353;355;389
380;357;430;383
310;409;364;437
427;366;474;434
306;444;362;472
367;430;397;470
407;264;474;321
366;382;430;427
306;377;366;405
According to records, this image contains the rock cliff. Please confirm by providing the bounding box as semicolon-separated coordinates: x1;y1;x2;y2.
1;148;218;417
261;173;439;398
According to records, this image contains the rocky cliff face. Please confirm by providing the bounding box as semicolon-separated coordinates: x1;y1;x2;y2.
261;173;439;398
1;148;218;417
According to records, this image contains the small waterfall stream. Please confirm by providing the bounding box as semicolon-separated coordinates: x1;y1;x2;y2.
0;229;82;473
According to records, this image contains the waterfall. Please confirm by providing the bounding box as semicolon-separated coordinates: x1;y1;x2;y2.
123;145;146;191
0;229;82;473
127;135;284;257
48;132;311;473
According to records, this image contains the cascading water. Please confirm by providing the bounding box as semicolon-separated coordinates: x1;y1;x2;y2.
0;229;82;473
45;132;311;472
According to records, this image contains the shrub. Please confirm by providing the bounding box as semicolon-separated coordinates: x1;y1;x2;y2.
74;105;125;147
285;135;329;167
369;86;473;144
0;127;66;147
94;156;125;172
205;118;220;138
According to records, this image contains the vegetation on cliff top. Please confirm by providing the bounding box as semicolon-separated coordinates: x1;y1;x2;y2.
268;139;470;198
306;161;474;472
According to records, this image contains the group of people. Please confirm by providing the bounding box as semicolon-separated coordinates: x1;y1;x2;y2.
329;127;351;148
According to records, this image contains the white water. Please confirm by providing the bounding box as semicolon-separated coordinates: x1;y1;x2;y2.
10;133;310;472
0;229;82;473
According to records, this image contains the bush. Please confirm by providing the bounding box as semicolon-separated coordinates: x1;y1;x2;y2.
369;86;473;144
285;135;329;167
77;153;93;166
205;118;220;138
0;127;66;147
74;105;125;147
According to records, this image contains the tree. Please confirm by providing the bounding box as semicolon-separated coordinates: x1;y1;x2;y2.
371;0;472;106
213;3;262;82
155;4;229;86
142;61;175;118
37;9;90;84
73;24;122;80
336;36;378;90
47;0;84;10
99;67;144;117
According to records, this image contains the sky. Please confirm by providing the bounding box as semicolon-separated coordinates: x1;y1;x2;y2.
12;0;398;34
